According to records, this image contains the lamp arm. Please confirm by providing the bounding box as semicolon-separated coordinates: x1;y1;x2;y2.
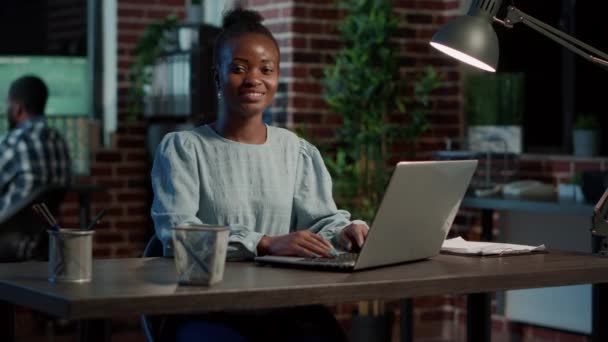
501;6;608;68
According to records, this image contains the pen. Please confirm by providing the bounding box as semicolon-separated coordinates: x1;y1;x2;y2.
86;209;106;231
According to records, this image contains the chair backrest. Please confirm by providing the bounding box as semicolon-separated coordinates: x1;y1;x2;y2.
0;185;67;262
142;234;163;257
0;185;67;230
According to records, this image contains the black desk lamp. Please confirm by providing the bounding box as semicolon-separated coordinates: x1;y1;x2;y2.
429;0;608;72
429;0;608;255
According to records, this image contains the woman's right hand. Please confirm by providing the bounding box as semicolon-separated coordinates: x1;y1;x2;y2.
257;231;335;257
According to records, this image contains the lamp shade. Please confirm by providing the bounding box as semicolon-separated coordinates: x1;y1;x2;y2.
430;15;499;72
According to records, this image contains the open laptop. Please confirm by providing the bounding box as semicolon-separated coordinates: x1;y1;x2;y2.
255;160;478;271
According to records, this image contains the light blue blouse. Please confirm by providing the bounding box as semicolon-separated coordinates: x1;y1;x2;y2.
150;125;356;260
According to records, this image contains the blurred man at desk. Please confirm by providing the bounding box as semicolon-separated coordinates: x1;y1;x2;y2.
0;75;71;261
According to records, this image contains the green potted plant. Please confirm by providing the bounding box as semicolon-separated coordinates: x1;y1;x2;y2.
465;72;524;153
321;0;441;222
321;0;441;338
128;14;179;117
573;113;599;157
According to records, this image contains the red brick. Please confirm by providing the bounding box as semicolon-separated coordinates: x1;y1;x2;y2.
93;247;113;258
293;112;322;124
292;37;308;49
311;97;328;110
127;205;149;216
309;8;339;20
96;179;126;189
127;231;148;243
96;232;127;244
310;38;340;50
118;8;145;18
324;114;343;125
414;295;451;307
115;219;147;230
117;136;146;149
126;152;148;162
92;192;112;202
117;192;148;202
291;96;311;108
292;21;322;34
575;161;602;172
309;67;324;79
90;165;114;177
405;41;431;54
417;1;460;10
292;66;308;78
95;151;123;162
434;15;456;25
406;14;433;24
419;309;453;321
115;166;149;177
311;127;336;139
548;160;573;173
292;82;322;93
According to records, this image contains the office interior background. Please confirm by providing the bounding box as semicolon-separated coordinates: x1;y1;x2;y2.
0;0;605;340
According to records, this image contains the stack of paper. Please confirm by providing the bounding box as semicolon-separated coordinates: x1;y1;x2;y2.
441;237;546;256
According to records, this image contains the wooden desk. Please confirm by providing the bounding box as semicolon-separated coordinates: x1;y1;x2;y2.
1;252;608;342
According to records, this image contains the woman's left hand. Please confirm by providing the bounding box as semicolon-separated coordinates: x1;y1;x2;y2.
338;222;369;251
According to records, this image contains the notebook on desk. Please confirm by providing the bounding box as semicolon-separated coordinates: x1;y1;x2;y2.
255;160;478;271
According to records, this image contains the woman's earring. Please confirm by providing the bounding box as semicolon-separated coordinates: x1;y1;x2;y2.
217;89;222;100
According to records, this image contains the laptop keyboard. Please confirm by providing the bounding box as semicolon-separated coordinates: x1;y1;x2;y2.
303;252;359;268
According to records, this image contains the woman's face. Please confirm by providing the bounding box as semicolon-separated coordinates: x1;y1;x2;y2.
216;33;279;119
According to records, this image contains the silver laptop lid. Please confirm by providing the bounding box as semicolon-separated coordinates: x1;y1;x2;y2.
354;160;477;270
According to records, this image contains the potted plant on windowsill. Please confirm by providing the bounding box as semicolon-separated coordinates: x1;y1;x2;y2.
573;114;599;157
465;72;524;154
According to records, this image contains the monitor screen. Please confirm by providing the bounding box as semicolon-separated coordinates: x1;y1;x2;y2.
0;56;89;116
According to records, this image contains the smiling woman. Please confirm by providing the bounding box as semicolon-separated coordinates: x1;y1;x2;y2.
150;7;366;341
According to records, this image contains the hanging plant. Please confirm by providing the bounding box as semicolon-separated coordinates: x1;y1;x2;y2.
127;14;179;117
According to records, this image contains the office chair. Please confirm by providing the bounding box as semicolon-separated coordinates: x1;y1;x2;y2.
0;185;67;262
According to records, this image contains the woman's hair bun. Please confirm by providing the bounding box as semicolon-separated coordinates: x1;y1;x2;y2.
222;8;264;29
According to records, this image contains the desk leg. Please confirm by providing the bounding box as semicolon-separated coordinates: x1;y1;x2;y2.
400;299;413;342
481;209;493;242
467;292;491;342
0;301;15;342
77;319;111;342
592;283;608;342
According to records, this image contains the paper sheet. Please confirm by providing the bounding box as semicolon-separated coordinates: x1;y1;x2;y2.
441;236;546;256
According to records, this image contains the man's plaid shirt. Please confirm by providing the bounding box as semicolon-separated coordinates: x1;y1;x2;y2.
0;116;71;216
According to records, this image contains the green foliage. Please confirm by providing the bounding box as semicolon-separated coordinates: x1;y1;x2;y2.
465;72;524;126
321;0;441;221
128;15;179;117
574;114;599;130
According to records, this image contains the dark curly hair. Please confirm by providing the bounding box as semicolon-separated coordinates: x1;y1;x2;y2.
213;8;280;66
9;75;49;115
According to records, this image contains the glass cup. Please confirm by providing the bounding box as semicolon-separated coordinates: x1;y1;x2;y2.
172;224;230;285
48;229;95;283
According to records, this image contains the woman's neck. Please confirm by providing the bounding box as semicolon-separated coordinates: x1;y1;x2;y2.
211;115;267;145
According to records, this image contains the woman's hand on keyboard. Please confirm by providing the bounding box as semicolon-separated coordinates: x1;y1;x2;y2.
338;222;369;251
257;230;335;258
